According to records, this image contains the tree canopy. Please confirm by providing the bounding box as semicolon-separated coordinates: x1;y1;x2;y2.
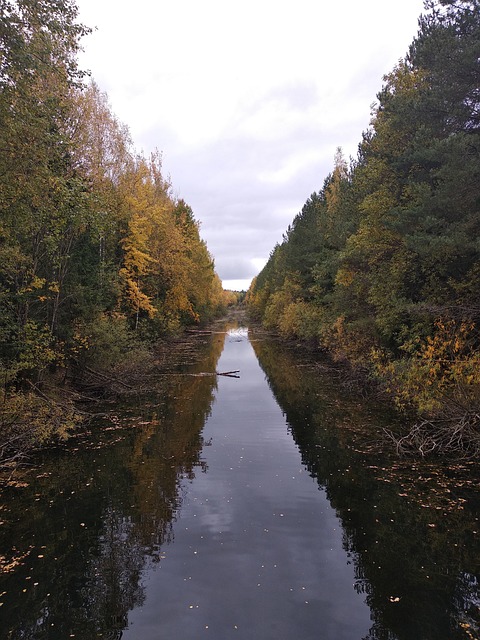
0;0;229;459
247;0;480;453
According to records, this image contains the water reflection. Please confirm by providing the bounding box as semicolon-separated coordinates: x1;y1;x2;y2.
0;330;224;639
251;334;480;640
0;325;479;639
122;326;372;639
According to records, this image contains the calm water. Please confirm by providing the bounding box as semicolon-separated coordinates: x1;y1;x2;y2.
1;324;479;639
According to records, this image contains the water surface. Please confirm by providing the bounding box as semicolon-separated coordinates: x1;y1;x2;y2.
124;328;371;639
1;323;479;639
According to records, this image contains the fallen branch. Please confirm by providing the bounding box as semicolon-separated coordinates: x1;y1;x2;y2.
384;410;480;459
82;366;134;390
44;383;102;404
155;369;240;378
27;380;91;417
26;379;56;406
185;329;225;335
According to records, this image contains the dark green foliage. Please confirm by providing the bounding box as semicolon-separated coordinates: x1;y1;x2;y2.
248;0;480;424
0;1;226;460
410;0;480;135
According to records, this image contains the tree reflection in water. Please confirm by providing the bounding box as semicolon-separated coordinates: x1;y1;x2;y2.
251;333;480;640
1;325;479;639
0;329;225;639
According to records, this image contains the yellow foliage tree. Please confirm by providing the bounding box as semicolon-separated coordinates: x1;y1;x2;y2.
118;155;224;332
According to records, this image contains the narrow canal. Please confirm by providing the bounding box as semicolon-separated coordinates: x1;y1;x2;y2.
1;322;479;639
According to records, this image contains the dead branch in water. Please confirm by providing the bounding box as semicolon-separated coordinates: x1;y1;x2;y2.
384;410;480;459
184;329;226;335
82;366;134;390
155;369;240;378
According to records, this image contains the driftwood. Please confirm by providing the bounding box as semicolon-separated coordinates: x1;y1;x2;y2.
0;433;30;470
26;380;91;416
184;329;226;335
187;370;240;379
80;366;134;390
155;369;240;379
384;410;480;458
44;383;101;404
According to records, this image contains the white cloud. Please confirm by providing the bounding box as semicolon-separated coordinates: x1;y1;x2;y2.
76;0;425;286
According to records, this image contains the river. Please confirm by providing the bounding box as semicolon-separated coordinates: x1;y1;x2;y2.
1;321;479;639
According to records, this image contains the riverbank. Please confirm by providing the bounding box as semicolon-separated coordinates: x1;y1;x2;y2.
247;311;480;460
0;309;245;480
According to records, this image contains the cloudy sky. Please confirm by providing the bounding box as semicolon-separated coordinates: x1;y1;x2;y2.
76;0;425;290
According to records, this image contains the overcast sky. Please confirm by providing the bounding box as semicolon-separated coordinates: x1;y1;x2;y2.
76;0;425;290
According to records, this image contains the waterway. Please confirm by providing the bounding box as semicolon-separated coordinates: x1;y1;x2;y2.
1;322;479;639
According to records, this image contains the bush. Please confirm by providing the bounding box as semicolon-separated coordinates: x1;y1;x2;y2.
0;391;81;468
72;312;150;371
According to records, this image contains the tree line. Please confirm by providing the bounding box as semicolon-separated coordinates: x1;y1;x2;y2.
247;0;480;455
0;0;233;462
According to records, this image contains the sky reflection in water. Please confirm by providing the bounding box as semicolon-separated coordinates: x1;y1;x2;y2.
124;328;372;639
2;325;478;639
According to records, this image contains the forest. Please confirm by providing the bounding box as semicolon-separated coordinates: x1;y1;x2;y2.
0;0;234;465
247;0;480;456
